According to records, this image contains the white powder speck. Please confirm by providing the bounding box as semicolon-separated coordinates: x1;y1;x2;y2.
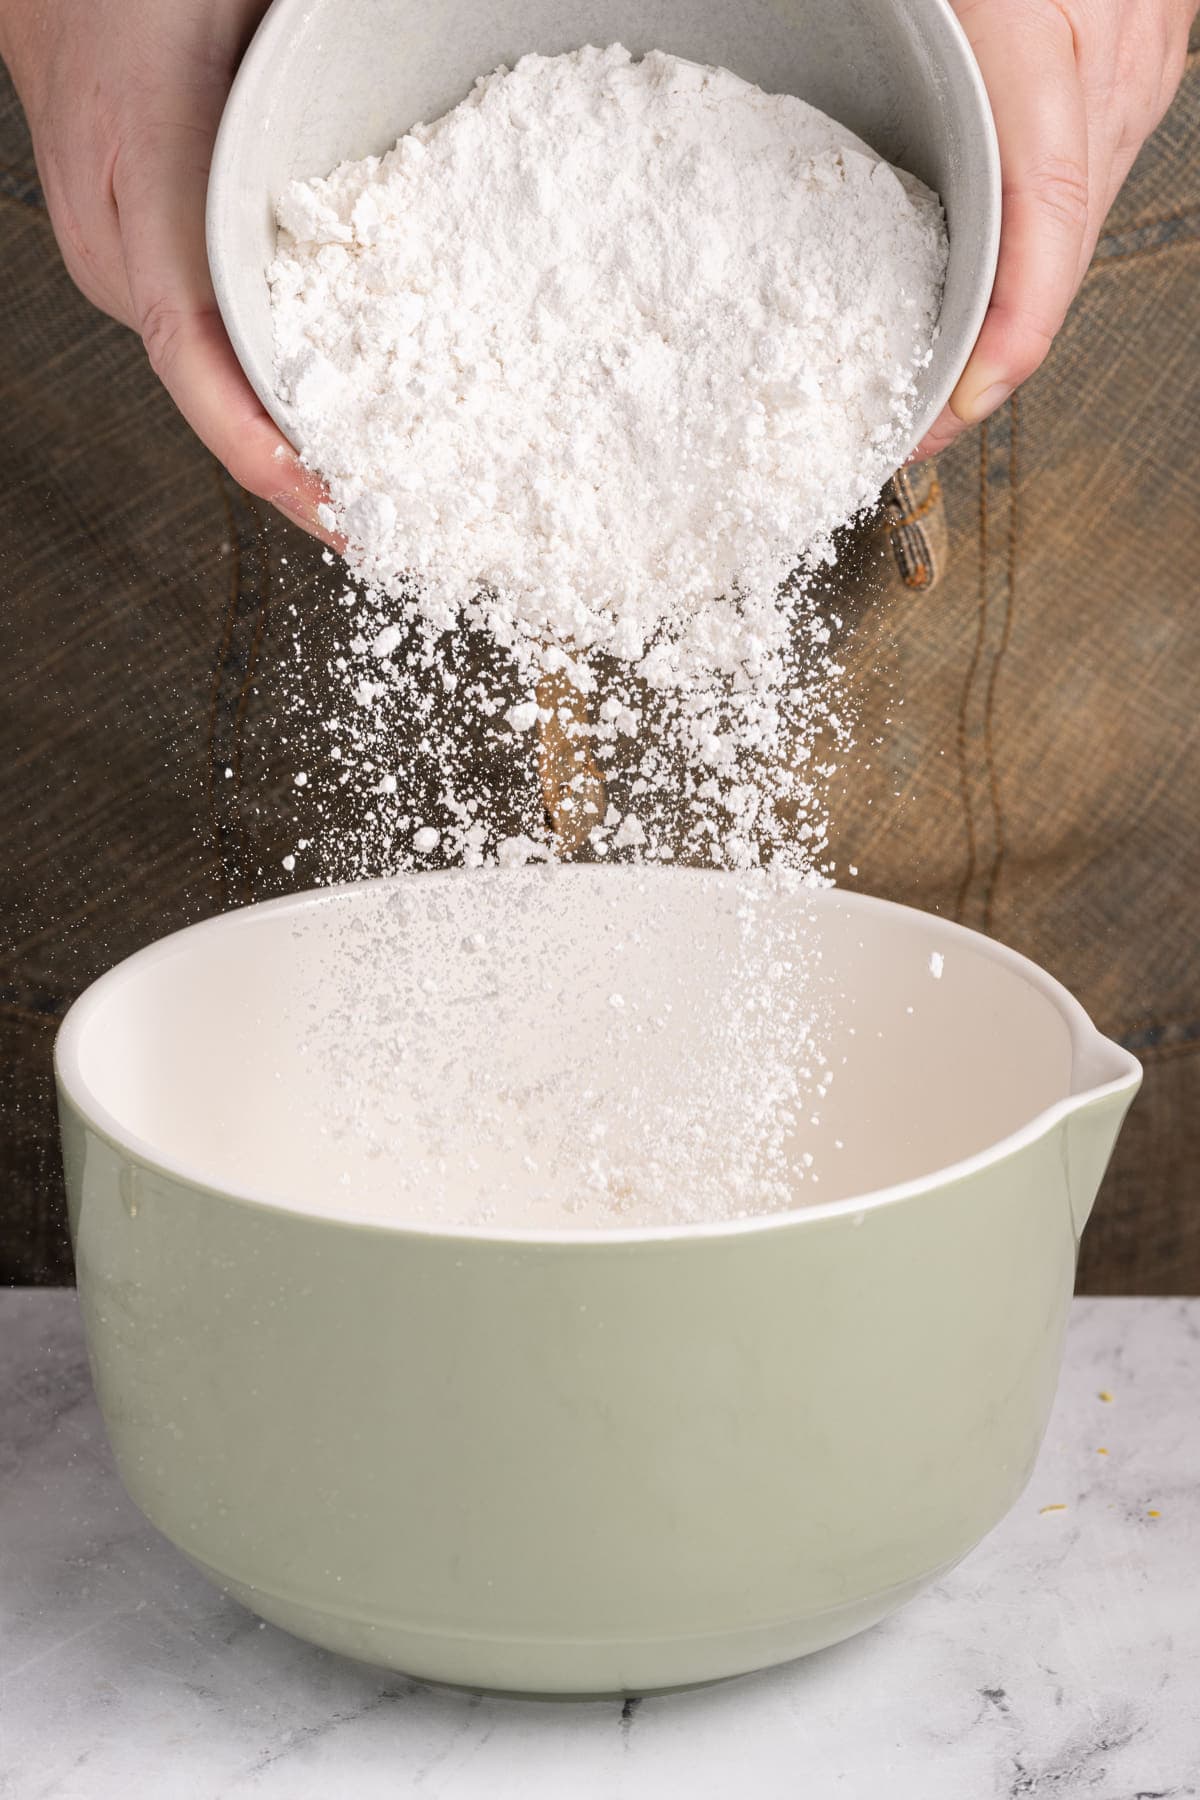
495;835;554;869
929;951;945;979
505;700;541;733
412;826;441;854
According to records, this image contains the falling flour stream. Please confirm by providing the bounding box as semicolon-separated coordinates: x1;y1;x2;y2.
262;44;949;1224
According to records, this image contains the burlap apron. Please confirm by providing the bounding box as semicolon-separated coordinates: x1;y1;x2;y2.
2;38;1197;1288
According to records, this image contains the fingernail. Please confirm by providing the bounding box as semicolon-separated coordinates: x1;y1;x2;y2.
951;375;1014;426
269;490;318;531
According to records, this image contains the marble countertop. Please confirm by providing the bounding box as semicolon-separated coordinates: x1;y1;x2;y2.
1;1293;1197;1799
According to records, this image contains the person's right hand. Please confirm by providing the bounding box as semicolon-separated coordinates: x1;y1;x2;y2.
0;0;331;537
917;0;1195;459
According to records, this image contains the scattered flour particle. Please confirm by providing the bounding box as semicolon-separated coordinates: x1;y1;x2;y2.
495;835;554;868
412;826;441;854
505;700;541;733
929;951;945;979
372;624;403;659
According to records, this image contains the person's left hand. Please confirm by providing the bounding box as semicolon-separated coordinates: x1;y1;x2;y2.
0;0;332;537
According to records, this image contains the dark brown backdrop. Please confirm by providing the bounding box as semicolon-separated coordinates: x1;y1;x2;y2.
2;39;1197;1290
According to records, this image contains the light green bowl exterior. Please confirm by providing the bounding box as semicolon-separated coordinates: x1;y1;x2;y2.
59;1077;1134;1695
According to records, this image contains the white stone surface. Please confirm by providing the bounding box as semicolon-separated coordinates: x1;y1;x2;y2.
1;1293;1197;1798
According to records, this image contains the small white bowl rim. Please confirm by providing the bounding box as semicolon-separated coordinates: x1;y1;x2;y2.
206;0;1002;449
55;871;1141;1247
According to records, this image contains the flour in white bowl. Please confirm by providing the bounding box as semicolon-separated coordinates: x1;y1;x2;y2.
270;44;946;681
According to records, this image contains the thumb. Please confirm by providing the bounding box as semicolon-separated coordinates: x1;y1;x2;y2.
113;120;332;538
949;0;1090;427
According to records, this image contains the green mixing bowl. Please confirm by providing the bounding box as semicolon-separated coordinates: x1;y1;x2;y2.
56;870;1138;1694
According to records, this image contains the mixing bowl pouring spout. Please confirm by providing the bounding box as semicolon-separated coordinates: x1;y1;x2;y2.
1061;1031;1141;1245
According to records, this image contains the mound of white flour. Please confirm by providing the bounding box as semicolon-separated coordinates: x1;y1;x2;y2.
270;44;947;674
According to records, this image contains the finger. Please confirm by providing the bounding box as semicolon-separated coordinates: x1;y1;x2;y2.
112;120;335;541
911;402;970;463
921;129;1136;464
1074;144;1115;287
1070;7;1125;289
1091;137;1141;249
950;0;1091;427
1074;106;1115;291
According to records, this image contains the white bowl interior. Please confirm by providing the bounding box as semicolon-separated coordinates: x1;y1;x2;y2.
60;870;1097;1232
208;0;1000;447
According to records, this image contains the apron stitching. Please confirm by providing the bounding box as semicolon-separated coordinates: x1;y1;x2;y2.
1098;199;1200;240
1088;233;1200;270
877;470;943;590
982;392;1019;933
953;421;989;921
877;470;943;531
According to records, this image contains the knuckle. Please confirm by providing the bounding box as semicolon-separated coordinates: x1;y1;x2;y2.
1152;29;1189;126
1112;38;1173;146
139;296;189;382
223;451;264;496
220;428;276;498
1008;324;1054;386
1024;155;1090;233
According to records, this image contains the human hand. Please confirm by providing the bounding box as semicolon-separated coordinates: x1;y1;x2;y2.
0;0;331;536
917;0;1196;458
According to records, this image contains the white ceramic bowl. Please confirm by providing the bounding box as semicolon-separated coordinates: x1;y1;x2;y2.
57;870;1139;1695
207;0;1000;451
